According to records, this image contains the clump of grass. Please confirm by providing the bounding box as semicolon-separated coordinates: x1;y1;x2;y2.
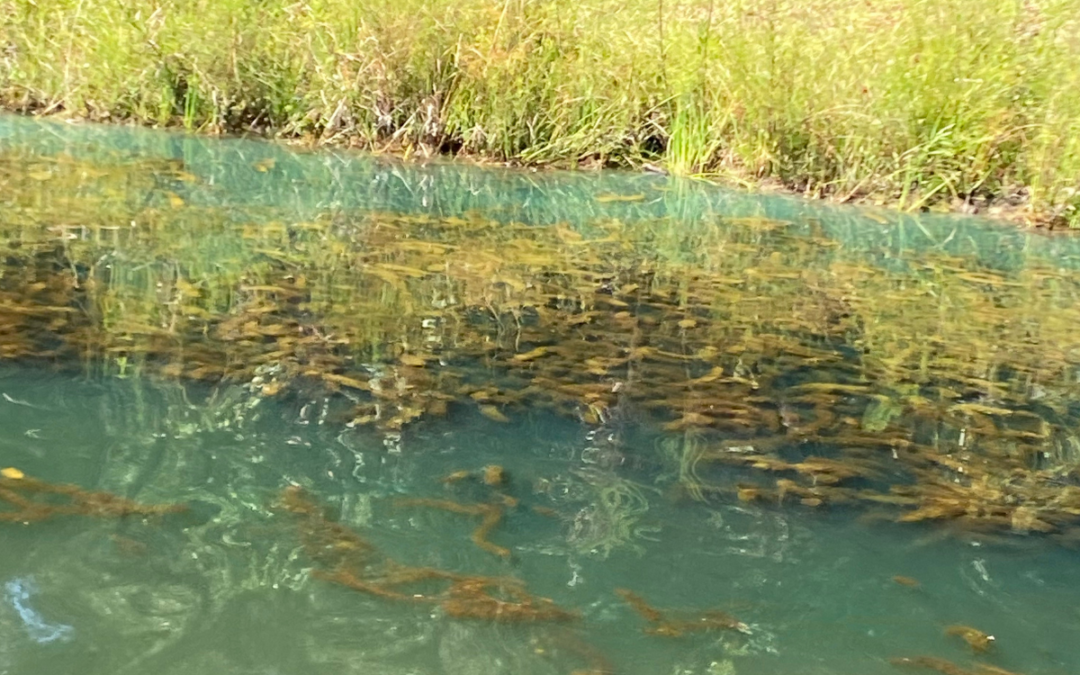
1;0;1078;224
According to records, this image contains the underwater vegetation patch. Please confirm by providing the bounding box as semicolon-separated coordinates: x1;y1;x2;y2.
615;588;750;638
4;141;1075;674
280;486;579;624
3;149;1080;552
0;469;187;524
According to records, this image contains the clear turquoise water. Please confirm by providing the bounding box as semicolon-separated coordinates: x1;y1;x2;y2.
1;115;1079;675
3;366;1079;675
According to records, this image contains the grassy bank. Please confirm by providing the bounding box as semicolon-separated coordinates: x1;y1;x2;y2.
1;0;1079;225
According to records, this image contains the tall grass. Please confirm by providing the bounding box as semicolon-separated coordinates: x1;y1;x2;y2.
1;0;1078;224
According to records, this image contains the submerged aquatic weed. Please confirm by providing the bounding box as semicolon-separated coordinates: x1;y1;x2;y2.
3;149;1080;542
395;496;515;560
0;470;187;524
944;624;995;653
280;487;579;623
615;587;750;637
889;655;979;675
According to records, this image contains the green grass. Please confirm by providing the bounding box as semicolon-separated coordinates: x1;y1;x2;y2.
1;0;1079;224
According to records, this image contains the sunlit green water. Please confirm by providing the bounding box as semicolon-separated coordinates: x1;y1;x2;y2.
2;115;1080;675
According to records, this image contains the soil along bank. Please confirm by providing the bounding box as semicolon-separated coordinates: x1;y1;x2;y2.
1;0;1079;225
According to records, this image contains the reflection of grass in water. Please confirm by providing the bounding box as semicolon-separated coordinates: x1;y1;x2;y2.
6;149;1080;540
567;469;658;559
658;430;708;503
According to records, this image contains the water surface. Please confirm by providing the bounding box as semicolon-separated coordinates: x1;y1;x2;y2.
1;115;1079;675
